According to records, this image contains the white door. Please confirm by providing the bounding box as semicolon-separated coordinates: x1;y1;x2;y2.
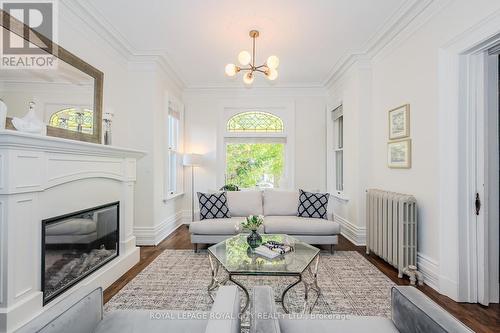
475;52;500;306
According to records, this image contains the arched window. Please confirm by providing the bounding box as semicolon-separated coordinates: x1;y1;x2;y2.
49;108;94;134
227;111;284;133
224;111;287;189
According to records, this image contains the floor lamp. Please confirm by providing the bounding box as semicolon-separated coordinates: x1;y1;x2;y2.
183;153;203;222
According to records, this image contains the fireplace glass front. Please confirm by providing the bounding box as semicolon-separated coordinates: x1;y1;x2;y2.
42;202;119;304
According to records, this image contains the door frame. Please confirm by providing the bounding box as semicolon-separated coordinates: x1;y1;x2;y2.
438;12;500;303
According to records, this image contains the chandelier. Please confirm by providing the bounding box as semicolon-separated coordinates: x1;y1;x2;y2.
225;30;279;84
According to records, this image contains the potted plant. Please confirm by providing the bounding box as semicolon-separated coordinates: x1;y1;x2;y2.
241;215;264;248
219;184;240;191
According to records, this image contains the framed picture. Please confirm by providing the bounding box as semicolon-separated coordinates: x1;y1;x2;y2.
388;104;410;140
388;139;411;168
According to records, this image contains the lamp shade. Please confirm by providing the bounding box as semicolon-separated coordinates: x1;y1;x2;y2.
183;153;203;167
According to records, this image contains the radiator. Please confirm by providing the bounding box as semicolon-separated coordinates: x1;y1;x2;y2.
366;189;418;279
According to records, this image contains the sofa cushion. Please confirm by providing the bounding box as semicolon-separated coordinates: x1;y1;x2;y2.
226;191;263;217
278;316;398;333
263;190;299;216
45;218;97;236
297;190;330;219
189;218;245;235
391;286;474;333
197;192;231;220
251;286;281;333
95;310;208;333
264;216;340;235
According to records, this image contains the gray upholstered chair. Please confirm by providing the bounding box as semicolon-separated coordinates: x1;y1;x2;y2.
250;285;473;333
16;286;240;333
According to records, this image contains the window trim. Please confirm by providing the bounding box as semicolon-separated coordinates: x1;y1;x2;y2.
164;93;185;201
327;103;349;201
217;101;295;190
333;107;344;193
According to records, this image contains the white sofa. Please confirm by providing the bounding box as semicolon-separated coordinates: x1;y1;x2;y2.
189;190;340;252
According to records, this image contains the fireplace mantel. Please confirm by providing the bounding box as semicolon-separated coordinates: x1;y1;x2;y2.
0;130;145;332
0;130;145;158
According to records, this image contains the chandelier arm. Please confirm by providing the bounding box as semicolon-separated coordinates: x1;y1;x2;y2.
254;69;268;74
252;35;256;68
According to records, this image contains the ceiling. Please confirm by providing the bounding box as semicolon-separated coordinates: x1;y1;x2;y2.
84;0;407;88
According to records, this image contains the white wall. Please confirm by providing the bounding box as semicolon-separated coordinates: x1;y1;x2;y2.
183;88;328;213
326;0;500;295
56;3;185;245
327;61;372;246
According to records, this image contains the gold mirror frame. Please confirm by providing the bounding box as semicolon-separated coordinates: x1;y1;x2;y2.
1;10;103;144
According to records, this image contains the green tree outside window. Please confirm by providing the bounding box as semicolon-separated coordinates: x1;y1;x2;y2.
226;143;284;189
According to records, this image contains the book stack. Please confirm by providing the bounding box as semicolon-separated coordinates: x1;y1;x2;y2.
254;241;294;259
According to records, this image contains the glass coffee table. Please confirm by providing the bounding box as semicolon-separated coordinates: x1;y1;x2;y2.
207;234;321;314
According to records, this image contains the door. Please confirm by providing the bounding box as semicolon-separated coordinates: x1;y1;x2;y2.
476;51;500;305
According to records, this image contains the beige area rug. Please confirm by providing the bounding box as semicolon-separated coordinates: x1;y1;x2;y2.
105;250;395;320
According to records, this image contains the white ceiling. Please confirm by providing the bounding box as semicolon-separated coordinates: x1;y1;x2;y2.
84;0;407;88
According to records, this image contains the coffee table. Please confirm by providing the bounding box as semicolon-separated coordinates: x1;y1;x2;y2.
207;234;321;314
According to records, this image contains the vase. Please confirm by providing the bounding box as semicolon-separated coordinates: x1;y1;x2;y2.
247;230;262;249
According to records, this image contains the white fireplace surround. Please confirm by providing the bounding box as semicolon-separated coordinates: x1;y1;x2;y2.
0;130;145;332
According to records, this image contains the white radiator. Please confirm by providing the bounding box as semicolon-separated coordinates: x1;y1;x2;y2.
366;189;418;279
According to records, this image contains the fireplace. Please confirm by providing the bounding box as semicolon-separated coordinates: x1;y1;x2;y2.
41;202;120;304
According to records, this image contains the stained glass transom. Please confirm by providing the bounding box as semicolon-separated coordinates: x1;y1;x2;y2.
227;112;284;133
49;108;94;134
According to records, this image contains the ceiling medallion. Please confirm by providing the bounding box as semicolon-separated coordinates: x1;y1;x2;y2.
225;30;279;85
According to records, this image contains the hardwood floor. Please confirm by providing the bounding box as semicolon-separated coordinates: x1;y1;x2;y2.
104;225;500;333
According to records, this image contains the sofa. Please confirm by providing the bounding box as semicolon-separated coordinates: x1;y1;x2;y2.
250;285;473;333
189;190;340;252
16;286;240;333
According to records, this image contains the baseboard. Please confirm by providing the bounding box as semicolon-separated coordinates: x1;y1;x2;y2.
134;211;184;245
417;253;440;291
438;275;459;301
334;214;366;246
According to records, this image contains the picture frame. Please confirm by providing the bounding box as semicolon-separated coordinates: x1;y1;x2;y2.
388;139;412;169
388;104;410;140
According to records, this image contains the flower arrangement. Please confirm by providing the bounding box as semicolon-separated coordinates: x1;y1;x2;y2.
240;215;264;231
219;184;240;191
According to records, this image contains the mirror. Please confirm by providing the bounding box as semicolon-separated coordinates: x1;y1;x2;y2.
0;11;103;143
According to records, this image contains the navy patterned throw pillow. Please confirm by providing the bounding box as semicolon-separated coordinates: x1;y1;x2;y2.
297;189;330;219
197;192;231;220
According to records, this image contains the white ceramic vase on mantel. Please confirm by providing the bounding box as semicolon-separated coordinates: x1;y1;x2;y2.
11;101;46;135
0;99;7;130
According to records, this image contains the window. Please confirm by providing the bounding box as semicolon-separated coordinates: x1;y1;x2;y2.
164;95;184;199
225;111;286;189
227;111;283;133
226;142;285;189
49;108;93;134
333;105;344;192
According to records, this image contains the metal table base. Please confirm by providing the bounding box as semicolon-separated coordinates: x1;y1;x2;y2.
208;252;321;314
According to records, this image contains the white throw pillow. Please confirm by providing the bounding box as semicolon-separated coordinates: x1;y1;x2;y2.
226;191;263;217
263;189;299;216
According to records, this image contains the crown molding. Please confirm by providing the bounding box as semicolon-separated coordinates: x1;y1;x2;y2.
183;85;328;98
323;0;437;90
61;0;442;93
60;0;187;90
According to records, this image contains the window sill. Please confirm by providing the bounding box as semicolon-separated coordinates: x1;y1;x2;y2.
330;192;349;202
163;192;185;202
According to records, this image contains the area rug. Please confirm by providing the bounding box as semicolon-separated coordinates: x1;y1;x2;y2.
105;250;395;320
